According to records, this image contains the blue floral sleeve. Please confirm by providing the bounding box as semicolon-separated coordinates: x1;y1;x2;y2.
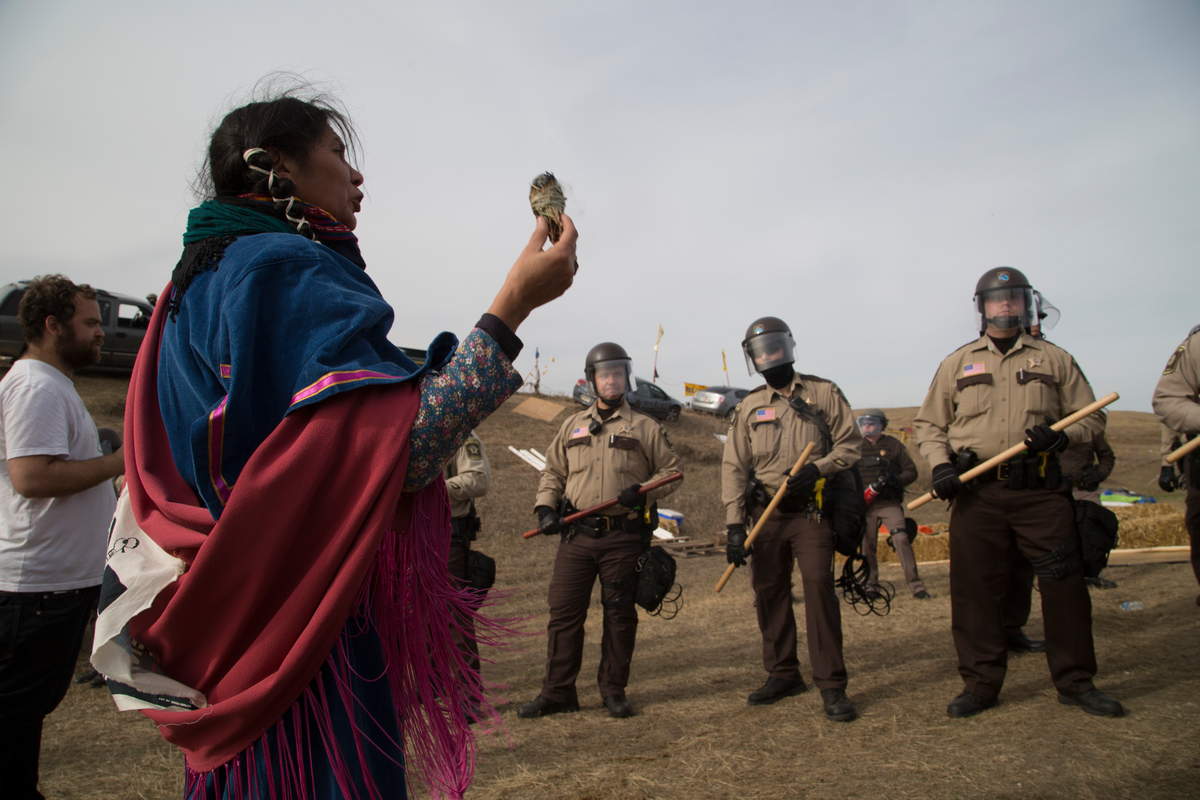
403;327;522;490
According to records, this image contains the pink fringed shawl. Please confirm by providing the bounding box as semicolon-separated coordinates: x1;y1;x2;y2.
123;289;483;797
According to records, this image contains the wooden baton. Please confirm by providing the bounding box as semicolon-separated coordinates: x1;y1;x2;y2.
1166;434;1200;465
714;442;816;594
907;391;1120;511
521;472;684;539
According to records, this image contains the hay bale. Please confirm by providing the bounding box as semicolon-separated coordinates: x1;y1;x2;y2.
913;531;950;562
877;507;1187;565
875;522;949;564
658;518;680;536
1110;504;1188;549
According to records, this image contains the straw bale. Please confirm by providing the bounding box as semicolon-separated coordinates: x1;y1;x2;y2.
871;505;1187;565
875;522;949;563
1110;503;1188;549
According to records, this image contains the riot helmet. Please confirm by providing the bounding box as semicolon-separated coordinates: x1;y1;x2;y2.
856;408;888;437
742;316;796;376
1029;290;1059;337
973;267;1035;336
585;342;632;404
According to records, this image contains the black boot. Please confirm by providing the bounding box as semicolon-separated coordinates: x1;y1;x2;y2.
947;691;998;718
820;688;857;722
1057;689;1124;717
747;677;807;706
1007;631;1046;654
603;694;633;718
517;695;579;718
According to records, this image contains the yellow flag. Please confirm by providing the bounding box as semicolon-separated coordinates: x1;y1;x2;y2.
654;323;664;351
722;348;727;372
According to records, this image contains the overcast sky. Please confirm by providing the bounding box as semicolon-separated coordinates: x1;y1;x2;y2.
1;1;1196;411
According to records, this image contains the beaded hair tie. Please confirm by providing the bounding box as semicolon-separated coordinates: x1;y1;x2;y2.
242;148;316;239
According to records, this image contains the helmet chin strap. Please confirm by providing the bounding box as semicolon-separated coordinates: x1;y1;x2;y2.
760;363;795;389
986;315;1022;333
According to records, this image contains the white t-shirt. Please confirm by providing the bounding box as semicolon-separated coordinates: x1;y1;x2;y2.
0;359;117;592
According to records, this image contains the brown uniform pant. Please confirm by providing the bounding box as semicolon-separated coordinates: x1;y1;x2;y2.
949;482;1097;700
747;510;847;691
863;502;927;595
541;530;643;705
1185;460;1200;588
1001;549;1036;638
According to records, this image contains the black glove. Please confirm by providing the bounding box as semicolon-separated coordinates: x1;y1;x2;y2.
1078;467;1105;490
726;524;750;567
931;463;962;502
1024;421;1069;454
879;472;901;491
1159;465;1178;493
784;463;822;499
536;505;565;536
617;483;643;509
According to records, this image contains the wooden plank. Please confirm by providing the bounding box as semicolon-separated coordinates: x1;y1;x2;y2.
1107;546;1190;566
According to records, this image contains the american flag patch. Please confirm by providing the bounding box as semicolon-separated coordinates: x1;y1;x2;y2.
572;426;590;439
756;408;776;422
963;362;986;377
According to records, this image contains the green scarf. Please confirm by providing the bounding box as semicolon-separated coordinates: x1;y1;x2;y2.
182;199;294;245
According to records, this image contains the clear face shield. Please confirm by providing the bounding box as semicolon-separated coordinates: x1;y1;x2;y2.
856;415;885;437
743;330;796;376
1030;290;1059;337
974;287;1034;335
587;358;631;403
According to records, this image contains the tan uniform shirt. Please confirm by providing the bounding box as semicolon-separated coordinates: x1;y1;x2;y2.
914;333;1104;469
721;373;862;527
443;430;490;519
536;399;682;514
1152;329;1200;437
857;434;918;487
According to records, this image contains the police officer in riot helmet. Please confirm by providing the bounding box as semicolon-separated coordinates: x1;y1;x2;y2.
521;342;682;720
722;316;863;721
855;408;928;599
914;267;1123;719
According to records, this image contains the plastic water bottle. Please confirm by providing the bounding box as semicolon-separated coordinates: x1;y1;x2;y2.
1119;601;1144;611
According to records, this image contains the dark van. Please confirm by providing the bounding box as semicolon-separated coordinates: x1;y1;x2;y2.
0;281;155;369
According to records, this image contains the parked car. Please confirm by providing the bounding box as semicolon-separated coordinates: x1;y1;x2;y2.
691;385;751;418
572;376;684;421
0;281;155;369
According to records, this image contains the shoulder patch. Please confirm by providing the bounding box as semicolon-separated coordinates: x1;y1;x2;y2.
1163;345;1186;376
659;424;676;452
728;402;742;431
465;440;483;460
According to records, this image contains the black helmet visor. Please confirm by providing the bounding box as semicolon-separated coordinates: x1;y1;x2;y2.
743;330;796;375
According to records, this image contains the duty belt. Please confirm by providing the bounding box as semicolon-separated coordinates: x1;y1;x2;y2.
574;514;635;537
450;517;474;541
974;453;1051;485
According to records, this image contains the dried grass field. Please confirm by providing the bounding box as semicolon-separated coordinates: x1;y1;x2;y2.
37;379;1200;799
